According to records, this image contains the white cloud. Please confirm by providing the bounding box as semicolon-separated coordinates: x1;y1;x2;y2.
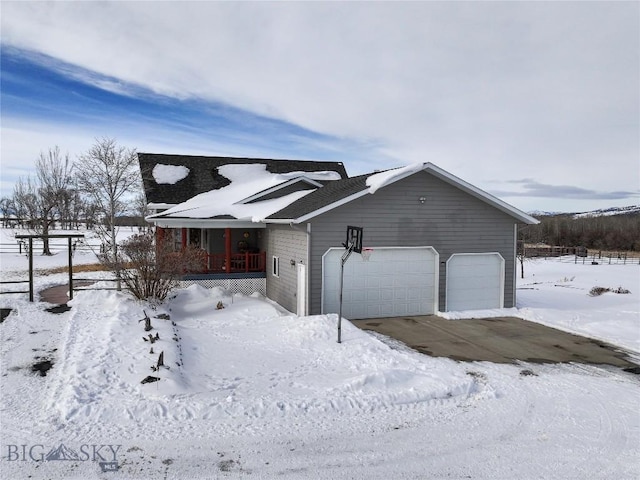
1;2;638;212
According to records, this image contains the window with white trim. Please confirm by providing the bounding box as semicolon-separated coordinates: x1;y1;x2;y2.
272;256;280;277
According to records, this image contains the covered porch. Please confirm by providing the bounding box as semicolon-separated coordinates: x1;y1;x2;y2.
155;222;267;275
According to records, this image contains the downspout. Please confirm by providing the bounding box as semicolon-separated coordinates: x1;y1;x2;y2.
225;227;232;274
306;222;311;316
513;223;518;308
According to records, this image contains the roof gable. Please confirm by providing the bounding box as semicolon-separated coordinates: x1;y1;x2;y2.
266;174;370;221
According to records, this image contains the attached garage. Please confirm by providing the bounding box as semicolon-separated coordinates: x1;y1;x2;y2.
322;246;439;319
446;253;505;311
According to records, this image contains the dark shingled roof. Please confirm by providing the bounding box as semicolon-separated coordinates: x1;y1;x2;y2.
139;153;348;205
267;173;372;221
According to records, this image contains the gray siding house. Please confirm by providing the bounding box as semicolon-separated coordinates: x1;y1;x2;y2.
140;154;538;318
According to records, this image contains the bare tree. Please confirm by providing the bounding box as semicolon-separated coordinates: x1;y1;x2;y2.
134;191;151;233
82;201;101;230
12;147;74;254
12;178;38;230
76;138;140;287
0;197;15;228
65;185;84;229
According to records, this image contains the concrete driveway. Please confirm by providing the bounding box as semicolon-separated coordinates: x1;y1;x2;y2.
351;316;638;369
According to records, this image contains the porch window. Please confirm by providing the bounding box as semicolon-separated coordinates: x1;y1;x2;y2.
189;228;201;248
272;256;280;277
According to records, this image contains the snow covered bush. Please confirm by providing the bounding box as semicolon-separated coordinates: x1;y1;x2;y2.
589;286;631;296
613;286;631;294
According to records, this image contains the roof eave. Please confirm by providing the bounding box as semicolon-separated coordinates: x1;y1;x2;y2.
146;217;267;229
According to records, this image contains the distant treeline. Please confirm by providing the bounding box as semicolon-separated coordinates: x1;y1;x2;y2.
1;216;147;229
520;212;640;252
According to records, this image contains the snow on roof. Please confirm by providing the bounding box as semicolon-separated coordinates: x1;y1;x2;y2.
150;164;323;222
276;170;343;181
152;164;190;184
365;163;425;194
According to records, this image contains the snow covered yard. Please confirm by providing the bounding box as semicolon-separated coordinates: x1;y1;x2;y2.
517;257;640;356
1;243;639;479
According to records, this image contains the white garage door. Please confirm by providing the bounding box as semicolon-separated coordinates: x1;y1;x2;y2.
322;246;438;319
446;253;505;311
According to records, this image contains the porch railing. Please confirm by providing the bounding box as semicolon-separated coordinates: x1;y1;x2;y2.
205;252;266;273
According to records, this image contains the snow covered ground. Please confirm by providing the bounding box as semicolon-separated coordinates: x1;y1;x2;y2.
1;230;638;479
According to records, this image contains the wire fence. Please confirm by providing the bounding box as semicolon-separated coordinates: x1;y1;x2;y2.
0;237;117;300
574;253;639;265
0;280;30;297
0;240;101;255
531;252;640;266
0;226;146;255
0;276;120;300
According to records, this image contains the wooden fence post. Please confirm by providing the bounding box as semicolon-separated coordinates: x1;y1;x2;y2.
28;238;34;302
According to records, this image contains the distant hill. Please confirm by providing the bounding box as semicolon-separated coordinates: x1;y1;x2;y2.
528;205;640;219
572;205;640;219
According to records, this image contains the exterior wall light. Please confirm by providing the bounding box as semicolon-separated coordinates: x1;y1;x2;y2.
419;196;427;204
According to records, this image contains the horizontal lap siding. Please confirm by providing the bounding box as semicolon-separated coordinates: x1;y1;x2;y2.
266;225;308;314
309;171;517;314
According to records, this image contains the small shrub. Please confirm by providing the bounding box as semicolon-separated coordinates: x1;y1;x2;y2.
102;233;205;301
589;286;631;296
589;286;611;297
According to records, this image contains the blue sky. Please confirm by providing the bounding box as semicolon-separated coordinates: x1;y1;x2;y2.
1;47;376;192
1;2;638;213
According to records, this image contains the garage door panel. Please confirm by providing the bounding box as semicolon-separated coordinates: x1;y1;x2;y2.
407;301;425;313
381;290;394;301
351;290;367;302
393;304;408;316
449;276;492;290
394;288;407;300
323;247;438;319
407;287;423;300
446;253;504;311
365;277;381;288
381;305;394;316
366;289;381;301
451;288;498;302
379;276;394;288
